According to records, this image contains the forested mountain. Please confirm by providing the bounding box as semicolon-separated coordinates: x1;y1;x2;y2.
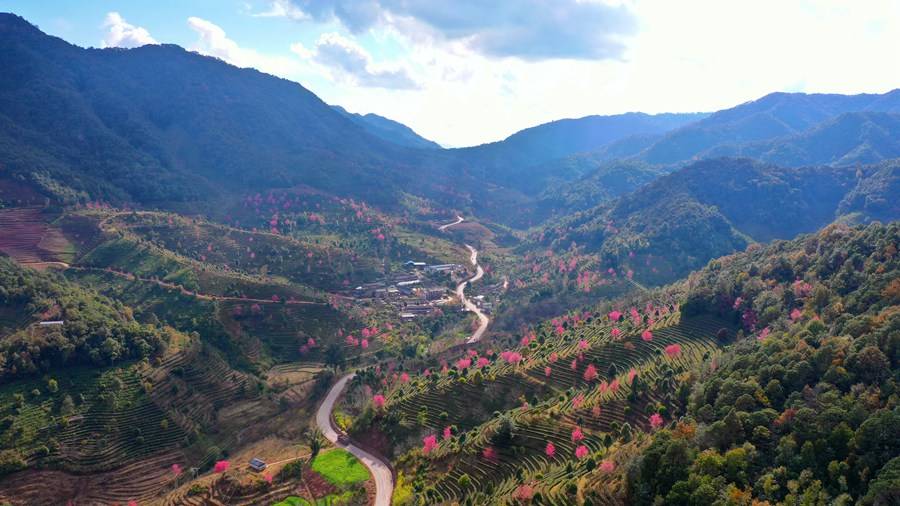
628;221;900;505
537;158;900;285
637;89;900;166
0;13;463;208
705;111;900;167
451;112;706;194
331;105;441;150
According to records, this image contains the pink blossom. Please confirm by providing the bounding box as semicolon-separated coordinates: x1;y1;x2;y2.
361;338;369;349
171;463;182;476
456;358;472;370
600;460;615;473
443;426;453;440
482;447;496;460
578;339;589;350
128;501;138;506
571;427;584;442
628;368;637;384
757;327;771;340
572;394;585;409
608;310;622;321
373;394;385;409
609;379;620;392
592;405;602;418
611;327;622;338
214;460;230;473
545;366;552;377
307;338;316;348
575;445;589;459
545;441;556;458
583;364;598;381
641;330;653;342
514;484;534;501
549;352;558;363
264;473;273;484
422;434;438;454
400;372;410;383
468;349;478;357
477;357;490;368
790;308;802;322
501;351;523;364
664;344;682;357
649;413;663;430
571;359;578;371
733;297;744;309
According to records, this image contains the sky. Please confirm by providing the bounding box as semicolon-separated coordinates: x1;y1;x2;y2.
3;0;900;147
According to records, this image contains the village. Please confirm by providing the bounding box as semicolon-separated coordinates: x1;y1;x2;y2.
343;259;502;320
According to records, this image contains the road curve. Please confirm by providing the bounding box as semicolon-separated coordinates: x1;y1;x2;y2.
439;216;490;343
438;214;464;232
316;373;393;506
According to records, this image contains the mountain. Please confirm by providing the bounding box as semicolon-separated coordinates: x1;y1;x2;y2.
706;111;900;166
0;13;463;208
331;105;441;149
637;89;900;165
539;158;899;284
450;112;707;194
537;159;665;216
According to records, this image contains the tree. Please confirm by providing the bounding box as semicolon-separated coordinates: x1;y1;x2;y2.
306;428;324;461
324;343;344;371
862;457;900;506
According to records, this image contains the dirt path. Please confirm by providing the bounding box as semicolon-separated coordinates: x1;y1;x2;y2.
437;214;463;232
67;266;327;305
316;374;393;506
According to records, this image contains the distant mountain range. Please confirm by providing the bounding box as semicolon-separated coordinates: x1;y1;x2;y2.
0;12;898;231
331;105;441;150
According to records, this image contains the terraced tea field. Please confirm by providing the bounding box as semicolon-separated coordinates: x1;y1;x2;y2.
0;207;73;266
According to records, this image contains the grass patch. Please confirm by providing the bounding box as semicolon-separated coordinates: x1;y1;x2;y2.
272;492;356;506
310;448;370;486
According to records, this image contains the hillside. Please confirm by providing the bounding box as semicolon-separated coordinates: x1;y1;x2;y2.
451;112;706;194
340;221;899;505
638;89;900;166
332;105;441;150
627;221;900;505
0;13;464;209
705;111;900;167
532;158;899;286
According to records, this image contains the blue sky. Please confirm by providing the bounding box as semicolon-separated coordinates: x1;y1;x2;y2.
3;1;899;147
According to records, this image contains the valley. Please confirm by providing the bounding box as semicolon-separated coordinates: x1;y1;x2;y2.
0;9;898;506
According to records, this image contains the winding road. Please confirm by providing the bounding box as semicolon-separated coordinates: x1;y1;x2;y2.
311;215;489;506
439;216;491;344
315;373;393;506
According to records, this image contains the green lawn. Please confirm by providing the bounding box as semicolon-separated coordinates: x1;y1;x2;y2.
272;492;355;506
310;448;370;486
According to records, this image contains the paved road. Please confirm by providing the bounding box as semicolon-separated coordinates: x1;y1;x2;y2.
439;216;490;343
316;374;393;506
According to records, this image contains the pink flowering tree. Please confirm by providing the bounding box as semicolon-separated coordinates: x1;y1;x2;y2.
422;434;438;454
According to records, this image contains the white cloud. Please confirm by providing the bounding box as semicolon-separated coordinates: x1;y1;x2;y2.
253;0;309;21
307;0;900;147
187;16;303;78
101;12;157;48
283;0;637;61
292;32;418;89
